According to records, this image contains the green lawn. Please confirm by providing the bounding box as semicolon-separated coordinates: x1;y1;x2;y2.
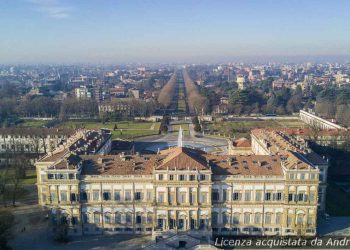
16;119;49;128
21;170;37;185
275;119;306;128
58;121;158;130
111;129;159;139
171;124;190;136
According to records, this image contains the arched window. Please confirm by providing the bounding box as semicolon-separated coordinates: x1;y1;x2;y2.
104;212;111;224
254;213;261;224
126;213;132;224
222;213;230;224
232;213;240;224
115;213;121;224
94;212;100;224
296;213;304;225
275;213;283;225
264;213;272;224
244;213;251;224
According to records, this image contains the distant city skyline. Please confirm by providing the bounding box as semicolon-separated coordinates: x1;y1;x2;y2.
1;0;350;63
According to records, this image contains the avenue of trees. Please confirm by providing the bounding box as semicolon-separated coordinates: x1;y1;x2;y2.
157;73;177;108
182;69;208;114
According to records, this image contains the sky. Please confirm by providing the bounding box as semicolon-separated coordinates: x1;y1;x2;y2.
0;0;350;64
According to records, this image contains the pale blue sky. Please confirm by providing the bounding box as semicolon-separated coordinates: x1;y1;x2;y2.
1;0;350;63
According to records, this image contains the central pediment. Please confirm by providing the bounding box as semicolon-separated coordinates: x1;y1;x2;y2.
157;147;209;171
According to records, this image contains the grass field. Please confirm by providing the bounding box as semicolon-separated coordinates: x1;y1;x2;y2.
20;170;37;185
171;124;190;136
206;119;305;138
16;119;49;128
57;121;161;139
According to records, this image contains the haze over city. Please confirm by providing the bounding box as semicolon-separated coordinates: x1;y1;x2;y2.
1;1;350;250
1;0;350;63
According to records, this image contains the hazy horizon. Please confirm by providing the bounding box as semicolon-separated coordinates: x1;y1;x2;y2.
1;0;350;64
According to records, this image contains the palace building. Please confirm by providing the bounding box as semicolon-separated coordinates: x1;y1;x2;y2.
36;128;322;239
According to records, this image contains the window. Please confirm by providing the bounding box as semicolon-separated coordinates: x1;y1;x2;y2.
115;213;121;224
48;174;55;179
190;192;196;204
200;193;207;204
307;215;313;225
104;213;111;224
287;215;293;226
92;190;100;201
265;192;271;201
212;190;220;201
158;193;164;203
135;192;142;201
136;215;142;224
60;191;67;202
288;193;294;202
169;174;174;181
94;213;100;224
255;191;262;201
125;191;131;201
289;173;295;179
70;193;77;202
179;174;186;181
297;214;304;225
50;193;56;202
147;213;153;224
158;174;163;180
126;213;132;223
300;173;305;180
310;174;315;180
244;191;251;201
254;213;261;224
190;219;196;229
244;213;251;224
222;213;230;224
169;193;174;204
298;193;304;202
232;213;240;224
190;175;195;181
276;192;282;201
103;191;111;201
114;191;121;201
147;191;152;201
200;174;206;181
179;193;186;203
265;213;272;224
275;213;282;224
223;189;229;201
309;193;315;202
81;191;88;201
233;192;241;201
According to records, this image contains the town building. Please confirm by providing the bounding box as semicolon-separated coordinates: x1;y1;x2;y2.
251;128;328;211
36;130;320;239
300;110;346;130
0;128;75;165
75;86;92;99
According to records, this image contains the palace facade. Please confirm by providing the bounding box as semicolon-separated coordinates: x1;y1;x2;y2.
36;129;321;238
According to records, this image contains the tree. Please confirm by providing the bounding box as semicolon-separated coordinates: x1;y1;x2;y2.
0;209;14;250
